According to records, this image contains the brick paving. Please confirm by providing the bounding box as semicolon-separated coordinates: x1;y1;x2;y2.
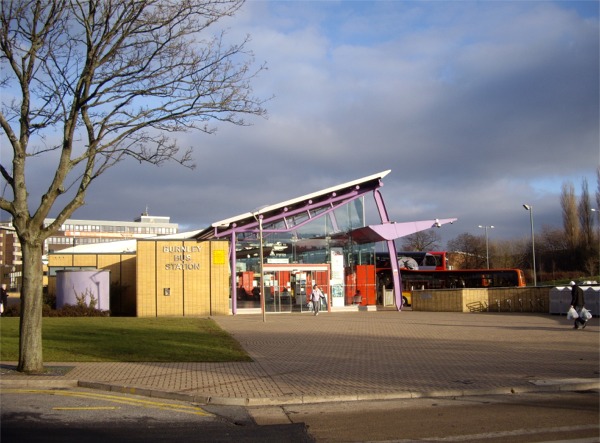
1;311;598;405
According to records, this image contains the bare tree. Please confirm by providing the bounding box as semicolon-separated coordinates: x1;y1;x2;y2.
561;182;580;249
491;238;526;269
538;225;569;253
447;233;486;269
578;178;593;247
399;230;441;251
536;225;569;279
596;168;600;276
0;0;267;373
597;167;600;211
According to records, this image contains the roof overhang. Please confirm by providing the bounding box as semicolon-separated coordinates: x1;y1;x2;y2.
336;218;458;244
194;170;391;240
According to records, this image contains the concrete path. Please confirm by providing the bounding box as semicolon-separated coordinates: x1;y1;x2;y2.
1;311;598;406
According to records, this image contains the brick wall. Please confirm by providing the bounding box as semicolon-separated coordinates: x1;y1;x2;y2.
412;287;551;313
48;239;230;317
136;239;230;317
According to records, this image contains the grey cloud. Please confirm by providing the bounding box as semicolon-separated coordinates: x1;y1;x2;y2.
10;1;596;248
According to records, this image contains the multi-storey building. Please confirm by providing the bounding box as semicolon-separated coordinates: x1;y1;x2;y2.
0;221;21;289
1;214;177;290
44;213;178;254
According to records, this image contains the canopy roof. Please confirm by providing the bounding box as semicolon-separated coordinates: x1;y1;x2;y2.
194;170;391;240
331;219;457;244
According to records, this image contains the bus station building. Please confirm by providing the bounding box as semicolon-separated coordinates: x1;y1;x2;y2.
47;170;456;317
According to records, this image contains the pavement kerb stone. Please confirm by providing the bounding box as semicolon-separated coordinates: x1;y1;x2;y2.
300;394;362;404
555;381;600;392
356;392;415;401
0;379;78;389
77;381;213;405
244;397;306;407
3;379;598;406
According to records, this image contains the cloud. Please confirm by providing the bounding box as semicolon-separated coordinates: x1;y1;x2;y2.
5;0;598;247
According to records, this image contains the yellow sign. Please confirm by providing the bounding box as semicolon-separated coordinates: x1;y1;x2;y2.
213;249;225;265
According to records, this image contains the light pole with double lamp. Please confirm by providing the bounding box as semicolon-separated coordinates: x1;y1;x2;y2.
478;225;494;269
523;204;537;286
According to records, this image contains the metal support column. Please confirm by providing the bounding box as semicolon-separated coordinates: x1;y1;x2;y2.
373;189;403;311
229;231;237;314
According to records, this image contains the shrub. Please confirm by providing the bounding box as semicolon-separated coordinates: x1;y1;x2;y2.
1;302;109;317
43;291;56;309
47;304;110;317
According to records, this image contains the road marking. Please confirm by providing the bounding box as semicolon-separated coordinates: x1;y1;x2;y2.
53;407;120;411
3;389;212;417
382;424;600;442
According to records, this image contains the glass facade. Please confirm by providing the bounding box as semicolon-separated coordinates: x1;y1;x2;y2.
233;199;385;311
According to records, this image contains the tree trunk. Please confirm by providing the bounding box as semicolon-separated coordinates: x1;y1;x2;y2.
18;241;44;373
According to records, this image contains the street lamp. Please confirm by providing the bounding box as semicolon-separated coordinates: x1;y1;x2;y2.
258;215;265;322
291;232;298;263
478;225;494;269
591;208;599;279
523;204;537;286
252;210;267;323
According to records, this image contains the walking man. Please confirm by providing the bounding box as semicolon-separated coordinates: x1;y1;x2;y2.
311;284;324;316
570;281;587;329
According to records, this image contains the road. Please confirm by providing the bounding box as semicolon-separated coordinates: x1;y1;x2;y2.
0;387;312;442
1;388;599;442
246;391;600;442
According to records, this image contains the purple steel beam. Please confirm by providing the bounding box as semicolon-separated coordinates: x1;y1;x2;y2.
373;188;403;311
213;188;367;237
262;192;355;231
262;197;355;234
257;189;368;233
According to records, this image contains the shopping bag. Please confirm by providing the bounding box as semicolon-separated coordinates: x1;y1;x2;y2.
566;306;578;320
0;303;3;314
320;295;327;309
580;307;592;321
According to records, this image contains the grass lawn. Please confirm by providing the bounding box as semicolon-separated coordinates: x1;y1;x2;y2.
0;317;252;362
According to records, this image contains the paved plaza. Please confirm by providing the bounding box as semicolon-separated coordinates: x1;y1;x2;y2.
1;311;598;406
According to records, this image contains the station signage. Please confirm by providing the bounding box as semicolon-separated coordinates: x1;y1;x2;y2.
162;244;203;271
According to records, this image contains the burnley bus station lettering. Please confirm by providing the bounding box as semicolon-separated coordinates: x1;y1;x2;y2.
165;262;201;271
162;246;202;253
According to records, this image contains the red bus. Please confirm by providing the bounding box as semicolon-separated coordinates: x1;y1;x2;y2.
375;251;448;271
428;251;448;270
376;268;526;306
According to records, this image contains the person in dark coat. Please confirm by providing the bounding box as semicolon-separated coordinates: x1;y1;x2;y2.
570;281;586;329
0;284;8;316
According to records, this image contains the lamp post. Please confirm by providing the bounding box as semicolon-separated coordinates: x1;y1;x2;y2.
523;204;537;286
591;208;599;279
252;210;266;323
258;215;265;322
291;232;298;263
478;225;494;269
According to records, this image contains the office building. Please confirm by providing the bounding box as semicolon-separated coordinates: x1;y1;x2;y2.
44;213;178;254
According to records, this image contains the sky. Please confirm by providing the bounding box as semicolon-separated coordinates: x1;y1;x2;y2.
3;0;599;247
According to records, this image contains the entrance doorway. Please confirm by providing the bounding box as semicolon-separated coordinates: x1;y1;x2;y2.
263;264;330;313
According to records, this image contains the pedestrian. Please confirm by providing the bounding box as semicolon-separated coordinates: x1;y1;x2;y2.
311;284;324;316
569;281;587;329
0;283;8;316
